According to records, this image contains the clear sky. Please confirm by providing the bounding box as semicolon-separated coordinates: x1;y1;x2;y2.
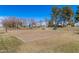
0;5;78;21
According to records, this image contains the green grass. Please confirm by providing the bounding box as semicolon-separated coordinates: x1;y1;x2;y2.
0;35;23;53
53;41;79;53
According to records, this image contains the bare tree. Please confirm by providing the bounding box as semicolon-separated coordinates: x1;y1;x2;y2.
2;16;22;32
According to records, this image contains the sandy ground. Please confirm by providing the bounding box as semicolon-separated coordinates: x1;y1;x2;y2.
2;27;79;52
6;27;79;42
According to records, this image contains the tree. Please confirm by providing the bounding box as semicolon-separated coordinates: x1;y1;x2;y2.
2;18;8;32
45;18;48;28
75;6;79;23
61;6;74;26
31;18;36;28
39;20;42;28
48;20;53;27
50;6;74;29
2;16;22;32
51;6;61;30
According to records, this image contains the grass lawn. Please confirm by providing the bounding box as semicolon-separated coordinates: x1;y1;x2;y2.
18;39;79;53
16;27;79;53
0;27;79;53
53;41;79;53
0;35;23;53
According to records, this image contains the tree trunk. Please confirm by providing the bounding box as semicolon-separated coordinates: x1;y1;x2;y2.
5;27;7;32
53;17;57;30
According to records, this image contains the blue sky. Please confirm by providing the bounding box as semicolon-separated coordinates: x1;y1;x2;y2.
0;5;78;21
0;5;52;18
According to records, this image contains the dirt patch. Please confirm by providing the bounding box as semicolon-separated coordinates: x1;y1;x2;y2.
4;27;79;52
